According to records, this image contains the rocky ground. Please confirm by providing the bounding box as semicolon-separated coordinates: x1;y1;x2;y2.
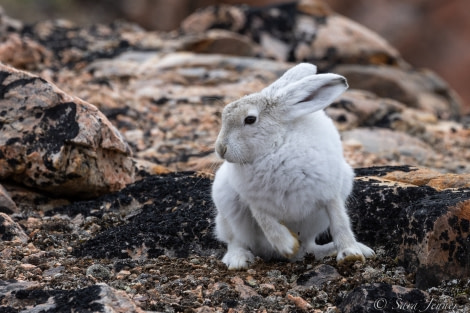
0;1;469;312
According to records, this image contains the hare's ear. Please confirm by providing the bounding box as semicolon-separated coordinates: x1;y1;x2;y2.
262;63;317;98
278;73;348;121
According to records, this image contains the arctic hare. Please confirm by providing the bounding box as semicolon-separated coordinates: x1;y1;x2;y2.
212;63;374;269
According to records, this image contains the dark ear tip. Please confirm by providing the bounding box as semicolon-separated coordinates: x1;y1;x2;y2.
338;76;348;89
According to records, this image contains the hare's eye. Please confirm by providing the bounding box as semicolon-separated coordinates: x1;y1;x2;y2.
244;116;257;125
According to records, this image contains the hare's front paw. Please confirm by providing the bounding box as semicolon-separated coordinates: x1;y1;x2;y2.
337;242;374;264
272;226;300;259
222;247;255;270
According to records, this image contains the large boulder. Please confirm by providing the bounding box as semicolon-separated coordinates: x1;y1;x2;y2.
0;64;134;198
351;166;470;289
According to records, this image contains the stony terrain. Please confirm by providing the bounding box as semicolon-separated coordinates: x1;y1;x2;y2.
0;1;469;312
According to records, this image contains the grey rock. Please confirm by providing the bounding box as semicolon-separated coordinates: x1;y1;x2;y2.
296;264;342;289
334;65;462;120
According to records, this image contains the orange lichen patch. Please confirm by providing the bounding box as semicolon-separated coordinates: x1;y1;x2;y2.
451;200;470;221
427;174;470;191
134;158;171;176
195;171;215;180
383;167;440;187
383;167;470;191
152;164;172;175
287;294;313;311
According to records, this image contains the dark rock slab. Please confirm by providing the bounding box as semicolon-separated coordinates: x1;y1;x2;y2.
350;166;436;255
350;166;470;288
53;172;224;259
401;193;470;289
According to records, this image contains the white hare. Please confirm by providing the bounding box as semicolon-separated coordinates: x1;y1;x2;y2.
212;63;374;270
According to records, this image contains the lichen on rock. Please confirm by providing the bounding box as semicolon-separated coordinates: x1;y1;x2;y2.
0;64;134;198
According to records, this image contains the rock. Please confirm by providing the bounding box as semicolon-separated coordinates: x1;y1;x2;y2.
1;183;71;213
400;194;470;289
181;2;403;68
0;279;41;307
86;264;112;280
328;89;437;132
342;128;434;163
338;283;430;313
350;166;470;288
287;293;313;311
0;33;53;70
20;19;142;69
0;184;18;214
67;172;222;259
0;281;146;313
0;212;28;243
0;63;134;198
330;90;469;174
296;264;342;289
180;29;258;57
231;276;259;299
334;65;462;120
181;5;246;34
309;14;402;68
382;167;470;191
327;89;404;131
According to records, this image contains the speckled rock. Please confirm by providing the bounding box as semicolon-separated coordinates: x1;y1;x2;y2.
400;195;470;289
0;281;146;313
181;2;402;68
308;14;401;68
0;64;134;198
0;33;53;70
339;283;431;313
351;166;470;288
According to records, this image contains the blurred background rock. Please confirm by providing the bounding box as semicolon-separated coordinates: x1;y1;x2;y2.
1;0;468;113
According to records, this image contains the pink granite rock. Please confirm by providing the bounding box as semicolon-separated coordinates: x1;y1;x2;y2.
0;64;134;198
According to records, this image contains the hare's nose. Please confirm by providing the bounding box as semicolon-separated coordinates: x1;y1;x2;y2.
216;144;227;159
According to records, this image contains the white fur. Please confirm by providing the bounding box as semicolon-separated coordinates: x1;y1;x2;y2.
212;63;374;269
